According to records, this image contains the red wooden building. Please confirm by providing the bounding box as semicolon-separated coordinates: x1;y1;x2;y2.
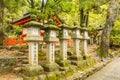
4;14;72;46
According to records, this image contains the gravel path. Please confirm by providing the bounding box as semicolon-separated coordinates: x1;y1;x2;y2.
85;57;120;80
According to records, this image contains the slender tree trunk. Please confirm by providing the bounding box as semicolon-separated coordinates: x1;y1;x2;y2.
80;8;84;27
30;0;35;9
84;10;89;28
0;0;4;45
101;0;119;57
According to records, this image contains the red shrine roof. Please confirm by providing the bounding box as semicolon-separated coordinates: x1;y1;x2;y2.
11;14;62;26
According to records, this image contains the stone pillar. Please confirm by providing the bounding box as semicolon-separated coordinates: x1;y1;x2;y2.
43;19;59;72
74;39;80;57
58;24;71;67
22;15;44;76
80;28;90;59
70;22;83;61
46;42;55;63
28;42;38;65
97;28;103;45
60;40;68;60
90;35;94;45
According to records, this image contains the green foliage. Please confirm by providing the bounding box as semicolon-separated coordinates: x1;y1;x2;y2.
110;15;120;45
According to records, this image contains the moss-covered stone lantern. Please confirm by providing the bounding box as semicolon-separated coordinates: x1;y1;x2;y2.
96;27;103;45
22;15;44;76
57;20;71;67
80;26;90;59
70;21;83;61
43;19;59;72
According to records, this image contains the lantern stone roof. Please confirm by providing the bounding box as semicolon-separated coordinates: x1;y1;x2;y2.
22;21;44;28
59;24;71;29
72;21;81;30
80;27;89;31
22;15;44;28
43;19;60;30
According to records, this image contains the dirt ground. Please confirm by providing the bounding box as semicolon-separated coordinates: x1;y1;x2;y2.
0;73;22;80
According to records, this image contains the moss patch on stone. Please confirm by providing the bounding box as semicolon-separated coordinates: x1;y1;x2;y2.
46;72;57;80
42;63;59;72
23;76;38;80
22;65;44;76
56;60;71;67
69;55;83;61
22;21;43;28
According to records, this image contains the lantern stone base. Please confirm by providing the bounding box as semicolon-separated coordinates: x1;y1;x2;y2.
83;55;91;60
22;65;44;76
56;60;71;67
71;60;87;67
43;63;59;72
69;55;83;61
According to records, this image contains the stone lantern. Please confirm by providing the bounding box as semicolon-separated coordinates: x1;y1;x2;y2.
22;15;44;76
57;21;71;67
97;27;103;45
80;27;90;59
90;34;94;45
70;21;83;61
43;19;59;72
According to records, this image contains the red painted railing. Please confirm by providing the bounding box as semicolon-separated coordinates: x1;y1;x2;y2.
4;34;28;46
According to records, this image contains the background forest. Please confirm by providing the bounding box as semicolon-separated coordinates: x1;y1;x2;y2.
0;0;120;56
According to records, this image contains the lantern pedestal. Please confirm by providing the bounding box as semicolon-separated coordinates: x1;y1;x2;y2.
57;24;71;68
22;65;43;76
70;24;83;61
43;21;60;72
43;63;59;72
80;28;90;59
22;15;44;76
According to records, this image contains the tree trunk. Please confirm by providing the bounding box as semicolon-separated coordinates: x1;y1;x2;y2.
101;0;119;57
0;0;4;46
80;8;84;27
30;0;35;9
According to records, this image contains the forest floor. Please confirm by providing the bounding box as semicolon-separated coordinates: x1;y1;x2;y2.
0;44;119;80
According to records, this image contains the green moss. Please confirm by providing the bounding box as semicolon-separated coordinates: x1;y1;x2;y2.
65;69;74;77
23;76;38;80
42;63;59;72
77;59;97;71
43;24;60;30
22;65;43;76
55;72;63;79
38;74;47;80
22;21;43;28
69;55;83;61
46;72;57;80
59;24;72;30
56;60;71;67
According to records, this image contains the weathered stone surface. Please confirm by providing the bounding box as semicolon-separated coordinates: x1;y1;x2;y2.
57;60;71;67
0;57;16;73
70;55;83;61
38;74;47;80
22;65;43;76
43;63;59;72
23;76;38;80
46;72;57;80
